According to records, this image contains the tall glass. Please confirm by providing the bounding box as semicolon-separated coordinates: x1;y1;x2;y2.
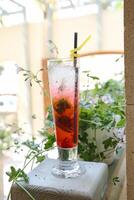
48;58;83;178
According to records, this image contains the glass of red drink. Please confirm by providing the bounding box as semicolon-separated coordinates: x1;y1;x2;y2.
48;58;84;178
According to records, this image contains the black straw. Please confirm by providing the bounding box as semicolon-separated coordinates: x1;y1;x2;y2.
74;32;78;66
73;32;78;144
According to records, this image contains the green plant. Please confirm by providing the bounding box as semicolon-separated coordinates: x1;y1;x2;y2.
112;176;120;185
4;67;56;200
0;129;12;151
78;79;125;162
0;65;4;75
97;0;123;10
6;134;55;200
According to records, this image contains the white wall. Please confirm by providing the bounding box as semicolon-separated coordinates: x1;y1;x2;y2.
0;23;47;133
102;10;124;50
53;14;97;57
52;10;123;57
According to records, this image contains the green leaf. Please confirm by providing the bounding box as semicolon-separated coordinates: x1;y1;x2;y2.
103;137;118;150
79;131;88;143
82;70;90;73
36;80;42;83
6;167;29;183
22;139;39;152
6;166;17;182
88;75;99;80
44;134;55;150
36;155;45;163
99;152;106;160
32;114;36;119
0;65;4;75
78;142;98;161
116;118;125;128
112;176;120;185
25;77;29;81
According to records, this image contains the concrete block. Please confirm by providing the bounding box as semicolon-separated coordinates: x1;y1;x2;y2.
11;159;108;200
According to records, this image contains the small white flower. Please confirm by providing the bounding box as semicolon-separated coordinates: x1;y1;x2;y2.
102;94;114;104
117;127;125;140
114;115;121;123
16;65;24;74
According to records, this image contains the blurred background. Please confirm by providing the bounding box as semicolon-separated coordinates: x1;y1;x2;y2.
0;0;124;199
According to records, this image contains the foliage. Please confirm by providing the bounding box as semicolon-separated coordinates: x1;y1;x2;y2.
44;134;55;150
0;65;4;75
0;129;11;151
6;166;29;183
98;0;123;10
6;134;55;200
78;79;125;162
112;176;120;185
17;66;43;88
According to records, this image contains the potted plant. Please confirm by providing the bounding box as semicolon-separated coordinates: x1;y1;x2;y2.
78;79;125;165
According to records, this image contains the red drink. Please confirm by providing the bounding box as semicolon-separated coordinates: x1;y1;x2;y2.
53;96;79;148
48;59;79;149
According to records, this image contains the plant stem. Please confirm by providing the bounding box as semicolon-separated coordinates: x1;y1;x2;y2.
7;182;13;200
6;143;55;200
112;104;125;108
22;150;45;171
79;118;100;125
112;131;120;141
94;129;102;161
35;69;45;94
15;181;35;200
6;150;45;200
31;157;35;170
101;147;115;154
23;149;31;168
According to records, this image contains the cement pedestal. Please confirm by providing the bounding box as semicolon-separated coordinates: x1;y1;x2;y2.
11;159;108;200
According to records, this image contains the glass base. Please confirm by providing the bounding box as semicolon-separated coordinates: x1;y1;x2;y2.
52;146;85;178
